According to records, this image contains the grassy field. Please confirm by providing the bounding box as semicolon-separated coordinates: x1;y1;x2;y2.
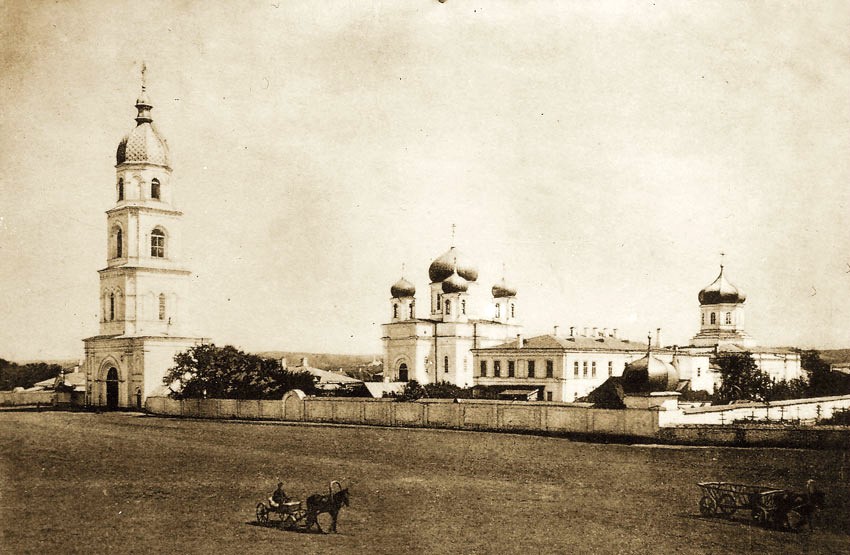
1;411;848;554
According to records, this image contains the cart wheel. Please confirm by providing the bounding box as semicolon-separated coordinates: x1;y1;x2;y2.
784;509;804;531
699;496;717;516
256;503;269;524
717;494;737;518
751;507;770;527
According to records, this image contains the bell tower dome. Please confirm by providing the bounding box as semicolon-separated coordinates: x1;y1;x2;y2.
690;263;753;347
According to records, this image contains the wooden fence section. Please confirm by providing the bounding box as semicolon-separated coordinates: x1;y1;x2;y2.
145;393;662;438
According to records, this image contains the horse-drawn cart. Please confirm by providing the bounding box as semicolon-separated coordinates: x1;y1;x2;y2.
255;480;350;533
697;481;821;531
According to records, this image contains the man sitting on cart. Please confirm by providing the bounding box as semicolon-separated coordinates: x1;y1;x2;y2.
268;482;290;512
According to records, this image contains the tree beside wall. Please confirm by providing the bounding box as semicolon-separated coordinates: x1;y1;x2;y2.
713;352;773;404
163;344;316;399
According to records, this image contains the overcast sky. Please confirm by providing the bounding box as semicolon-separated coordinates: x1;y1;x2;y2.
1;1;849;361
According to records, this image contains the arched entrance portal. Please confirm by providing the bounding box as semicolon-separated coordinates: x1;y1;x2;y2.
106;367;119;409
398;363;409;382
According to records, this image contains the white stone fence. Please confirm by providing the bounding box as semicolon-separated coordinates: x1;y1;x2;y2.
145;391;662;438
664;394;850;426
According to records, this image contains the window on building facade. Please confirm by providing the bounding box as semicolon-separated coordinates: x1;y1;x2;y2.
574;361;579;378
115;228;123;258
109;292;115;321
546;360;553;378
158;293;166;320
480;360;487;377
546;391;553;401
461;299;466;315
583;361;588;377
151;229;165;258
398;363;408;382
151;178;161;200
495;303;501;318
725;312;732;324
527;360;535;378
510;303;515;318
696;368;701;377
508;360;515;377
118;178;124;201
444;356;449;373
409;302;415;319
494;360;501;377
445;299;451;316
608;361;613;376
436;293;442;312
591;361;596;377
710;312;716;325
393;304;398;319
701;313;705;325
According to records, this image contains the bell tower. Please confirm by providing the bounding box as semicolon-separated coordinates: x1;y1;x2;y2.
84;66;206;409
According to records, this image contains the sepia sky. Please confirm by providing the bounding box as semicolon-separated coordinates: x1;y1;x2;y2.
1;1;849;361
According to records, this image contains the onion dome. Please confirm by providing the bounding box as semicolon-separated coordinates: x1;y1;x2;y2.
621;354;679;393
492;277;517;298
390;277;416;298
441;269;469;294
116;85;171;167
428;247;478;283
698;266;746;305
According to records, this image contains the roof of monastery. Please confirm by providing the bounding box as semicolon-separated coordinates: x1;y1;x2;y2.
477;334;663;353
698;265;747;305
116;87;171;167
681;343;799;355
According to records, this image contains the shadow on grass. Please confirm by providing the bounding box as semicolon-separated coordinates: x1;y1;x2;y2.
680;512;815;534
245;520;328;534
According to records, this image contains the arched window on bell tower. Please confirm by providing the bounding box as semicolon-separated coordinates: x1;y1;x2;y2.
409;301;415;319
117;178;124;201
393;303;398;319
151;228;165;258
710;312;716;325
159;293;166;320
109;292;115;321
116;228;123;258
151;178;161;200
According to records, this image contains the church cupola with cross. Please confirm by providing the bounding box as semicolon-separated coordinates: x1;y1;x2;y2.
690;259;753;347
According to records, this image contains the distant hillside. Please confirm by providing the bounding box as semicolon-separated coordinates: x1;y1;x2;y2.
254;352;380;370
818;349;850;365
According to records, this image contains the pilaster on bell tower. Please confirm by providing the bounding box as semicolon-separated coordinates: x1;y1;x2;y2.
98;65;191;338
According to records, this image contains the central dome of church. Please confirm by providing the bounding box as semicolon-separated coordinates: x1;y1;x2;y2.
698;266;746;305
428;247;478;283
116;90;171;167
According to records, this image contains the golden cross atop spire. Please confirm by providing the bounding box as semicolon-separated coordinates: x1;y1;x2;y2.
720;251;725;270
401;262;405;278
141;61;147;90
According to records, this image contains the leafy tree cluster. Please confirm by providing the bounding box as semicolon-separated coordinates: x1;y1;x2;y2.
801;350;850;398
0;359;63;390
163;344;316;400
390;381;514;402
713;352;773;404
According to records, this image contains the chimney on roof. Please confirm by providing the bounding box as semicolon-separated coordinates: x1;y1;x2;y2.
569;326;575;337
517;334;524;348
592;327;598;337
280;357;288;370
602;328;608;338
655;328;662;348
300;357;308;367
584;327;590;337
612;328;618;339
553;325;559;337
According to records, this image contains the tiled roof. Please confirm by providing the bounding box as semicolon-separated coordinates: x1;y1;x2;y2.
477;334;653;352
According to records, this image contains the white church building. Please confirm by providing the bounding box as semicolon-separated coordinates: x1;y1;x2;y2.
83;76;206;409
382;245;522;387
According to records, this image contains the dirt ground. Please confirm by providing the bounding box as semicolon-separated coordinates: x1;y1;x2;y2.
1;411;848;554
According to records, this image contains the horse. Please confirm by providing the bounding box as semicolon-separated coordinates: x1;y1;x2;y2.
772;480;825;531
305;481;350;533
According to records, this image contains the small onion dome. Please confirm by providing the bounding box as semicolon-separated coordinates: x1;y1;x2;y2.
428;247;478;283
390;277;416;298
698;266;746;305
491;277;517;298
116;90;171;167
621;354;679;393
441;270;469;294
